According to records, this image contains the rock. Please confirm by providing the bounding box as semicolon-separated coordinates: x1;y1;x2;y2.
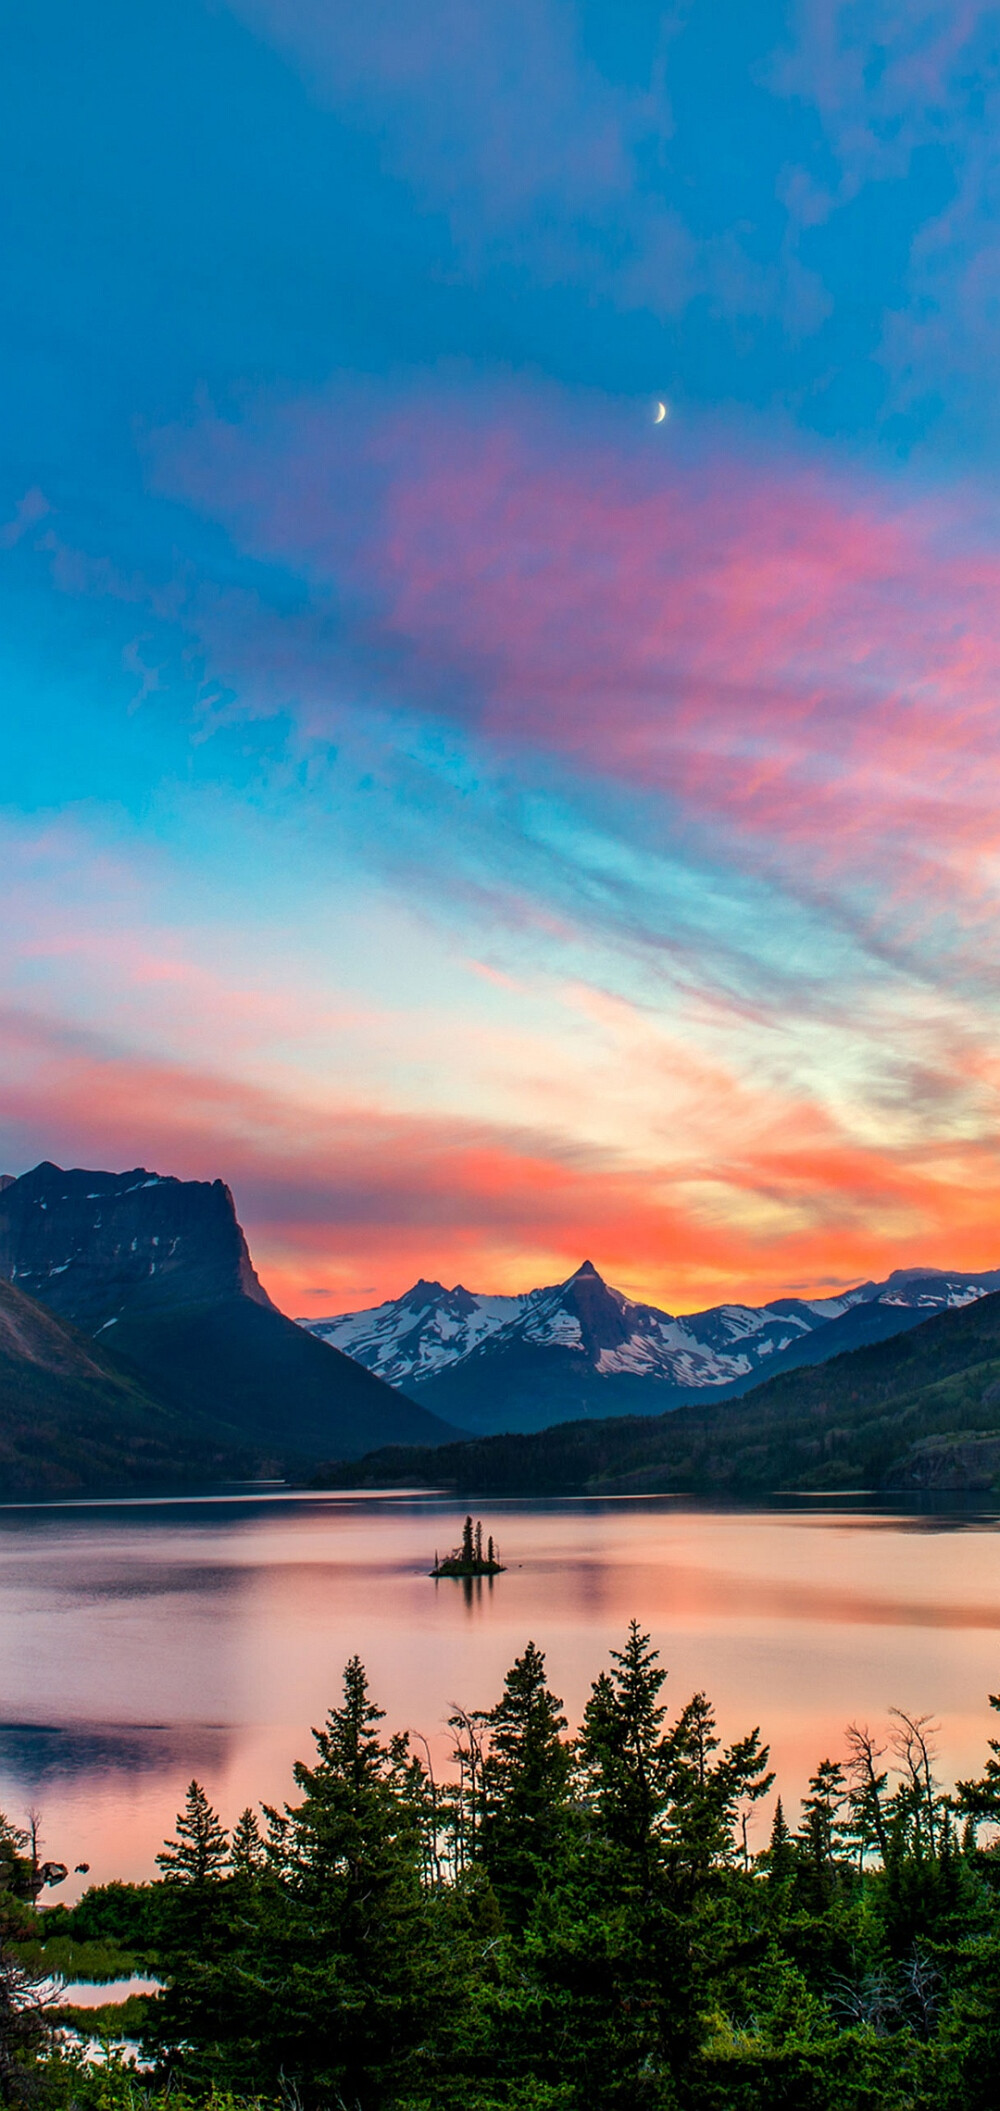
886;1431;1000;1492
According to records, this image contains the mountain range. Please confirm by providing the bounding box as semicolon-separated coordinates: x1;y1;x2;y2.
6;1153;1000;1498
0;1162;461;1493
299;1257;1000;1434
323;1287;1000;1500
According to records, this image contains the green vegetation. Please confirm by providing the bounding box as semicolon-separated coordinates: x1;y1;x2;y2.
431;1516;505;1576
7;1634;1000;2105
320;1288;1000;1497
0;1280;255;1498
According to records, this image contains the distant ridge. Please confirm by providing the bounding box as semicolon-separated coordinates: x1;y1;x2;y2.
300;1256;1000;1435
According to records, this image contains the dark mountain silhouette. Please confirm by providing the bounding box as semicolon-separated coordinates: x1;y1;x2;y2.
105;1295;464;1461
0;1163;463;1475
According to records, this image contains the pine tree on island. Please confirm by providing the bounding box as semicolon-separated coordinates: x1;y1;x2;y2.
431;1516;505;1577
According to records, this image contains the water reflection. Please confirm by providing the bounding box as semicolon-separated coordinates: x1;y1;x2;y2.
0;1721;232;1786
2;1492;1000;1892
434;1573;500;1610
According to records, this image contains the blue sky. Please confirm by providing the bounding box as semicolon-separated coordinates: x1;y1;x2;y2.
6;0;1000;1312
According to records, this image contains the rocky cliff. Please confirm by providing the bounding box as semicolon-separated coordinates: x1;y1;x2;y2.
0;1162;273;1331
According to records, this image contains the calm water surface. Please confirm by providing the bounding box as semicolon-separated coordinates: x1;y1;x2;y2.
3;1491;1000;1894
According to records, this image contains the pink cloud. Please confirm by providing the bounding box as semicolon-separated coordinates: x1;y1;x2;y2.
151;378;1000;949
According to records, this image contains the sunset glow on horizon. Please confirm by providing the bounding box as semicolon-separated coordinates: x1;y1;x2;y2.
7;2;1000;1317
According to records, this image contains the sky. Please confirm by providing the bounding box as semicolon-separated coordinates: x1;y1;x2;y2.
5;0;1000;1317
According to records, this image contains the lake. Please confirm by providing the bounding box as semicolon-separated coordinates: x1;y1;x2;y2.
2;1490;1000;1896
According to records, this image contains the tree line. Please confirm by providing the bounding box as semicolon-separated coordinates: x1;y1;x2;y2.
9;1623;1000;2108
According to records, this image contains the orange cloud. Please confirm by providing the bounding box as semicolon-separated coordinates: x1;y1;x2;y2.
5;1001;1000;1317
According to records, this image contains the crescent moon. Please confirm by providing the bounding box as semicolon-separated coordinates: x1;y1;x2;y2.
654;400;668;423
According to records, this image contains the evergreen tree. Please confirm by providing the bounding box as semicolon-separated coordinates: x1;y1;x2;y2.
665;1695;773;1883
724;1724;776;1865
461;1515;475;1567
478;1640;572;1924
156;1781;228;1885
766;1796;796;1883
578;1621;669;1880
0;1817;29;1903
229;1806;265;1879
800;1758;847;1861
152;1657;468;2106
797;1758;848;1906
547;1628;708;2103
0;1937;52;2104
123;1645;1000;2110
664;1690;721;1879
955;1692;1000;1824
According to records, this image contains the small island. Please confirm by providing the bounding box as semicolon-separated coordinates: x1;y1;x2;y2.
431;1515;505;1577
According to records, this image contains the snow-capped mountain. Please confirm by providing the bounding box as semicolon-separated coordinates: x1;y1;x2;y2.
305;1278;532;1389
299;1259;1000;1435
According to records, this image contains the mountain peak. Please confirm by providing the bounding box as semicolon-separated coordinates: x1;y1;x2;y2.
570;1259;603;1281
400;1279;448;1308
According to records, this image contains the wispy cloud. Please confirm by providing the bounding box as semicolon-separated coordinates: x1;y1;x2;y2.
7;810;1000;1320
10;0;1000;1321
775;3;1000;441
227;0;696;312
150;373;1000;972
